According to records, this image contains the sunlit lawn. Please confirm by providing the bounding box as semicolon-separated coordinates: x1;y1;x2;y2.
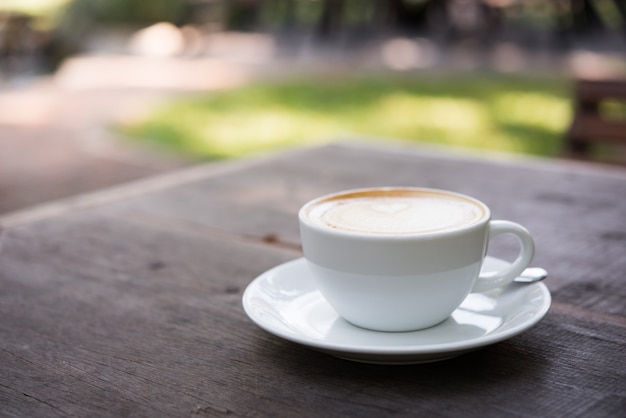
0;0;69;17
119;73;572;160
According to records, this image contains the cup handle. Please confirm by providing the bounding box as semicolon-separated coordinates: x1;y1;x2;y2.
472;220;535;293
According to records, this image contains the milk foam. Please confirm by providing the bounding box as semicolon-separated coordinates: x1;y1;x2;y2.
307;192;484;234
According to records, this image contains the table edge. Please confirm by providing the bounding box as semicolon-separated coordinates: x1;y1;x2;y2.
2;140;624;230
0;145;313;229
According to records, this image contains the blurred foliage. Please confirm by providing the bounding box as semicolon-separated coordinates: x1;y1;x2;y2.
119;74;572;160
62;0;186;24
0;0;70;29
0;0;68;16
0;0;186;23
3;0;623;74
600;100;626;121
7;0;623;39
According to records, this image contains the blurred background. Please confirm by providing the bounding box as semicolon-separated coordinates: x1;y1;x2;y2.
1;0;626;214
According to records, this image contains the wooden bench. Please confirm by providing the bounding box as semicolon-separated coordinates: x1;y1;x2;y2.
565;79;626;158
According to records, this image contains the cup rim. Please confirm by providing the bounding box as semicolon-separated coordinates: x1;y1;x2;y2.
299;187;491;239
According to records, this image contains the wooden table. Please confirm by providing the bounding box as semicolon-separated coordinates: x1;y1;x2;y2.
1;142;625;417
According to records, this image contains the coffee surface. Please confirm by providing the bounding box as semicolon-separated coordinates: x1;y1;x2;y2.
305;190;485;235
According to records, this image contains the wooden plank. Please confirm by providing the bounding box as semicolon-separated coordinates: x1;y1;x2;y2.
0;211;300;417
1;209;624;418
1;143;625;417
0;210;624;417
0;145;319;229
576;79;626;102
569;113;626;143
106;142;626;295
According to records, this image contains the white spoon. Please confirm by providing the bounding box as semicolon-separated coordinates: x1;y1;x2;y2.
514;267;548;283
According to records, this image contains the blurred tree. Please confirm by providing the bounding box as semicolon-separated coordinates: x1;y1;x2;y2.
225;0;262;30
3;0;624;77
316;0;344;41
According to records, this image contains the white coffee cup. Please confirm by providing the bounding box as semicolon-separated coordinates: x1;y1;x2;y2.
298;187;535;332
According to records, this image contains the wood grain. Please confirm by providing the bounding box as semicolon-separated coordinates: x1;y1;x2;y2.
1;142;625;417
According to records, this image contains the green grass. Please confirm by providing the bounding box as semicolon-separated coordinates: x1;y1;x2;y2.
119;73;573;160
0;0;69;15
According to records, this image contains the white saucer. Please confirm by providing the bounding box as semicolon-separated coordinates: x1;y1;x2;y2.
242;257;551;364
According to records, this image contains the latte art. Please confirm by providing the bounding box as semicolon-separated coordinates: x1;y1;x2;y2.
305;190;485;235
